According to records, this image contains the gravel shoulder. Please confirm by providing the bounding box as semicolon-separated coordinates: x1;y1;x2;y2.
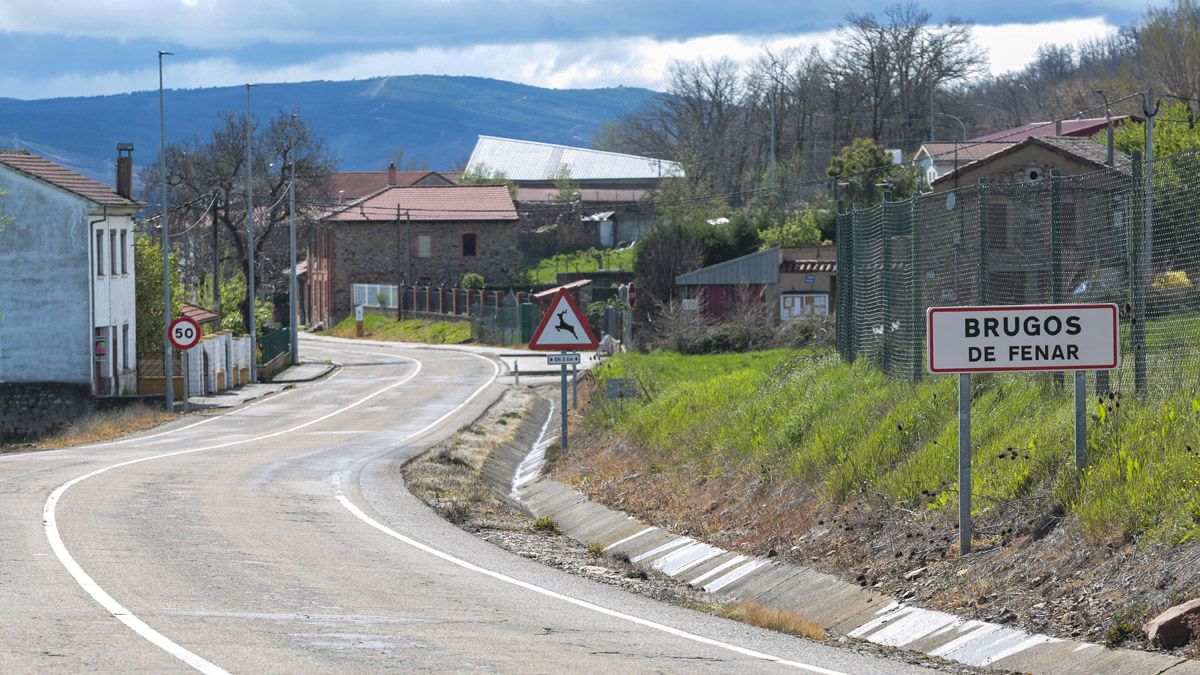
399;385;983;674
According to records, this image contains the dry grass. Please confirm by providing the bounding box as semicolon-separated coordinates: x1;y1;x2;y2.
720;601;826;640
3;404;175;452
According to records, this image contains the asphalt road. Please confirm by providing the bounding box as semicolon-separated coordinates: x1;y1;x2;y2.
0;338;938;674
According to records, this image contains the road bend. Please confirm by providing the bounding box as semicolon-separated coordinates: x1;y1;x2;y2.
0;339;933;674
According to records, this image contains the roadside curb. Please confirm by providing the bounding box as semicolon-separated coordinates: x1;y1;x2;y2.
482;395;1200;675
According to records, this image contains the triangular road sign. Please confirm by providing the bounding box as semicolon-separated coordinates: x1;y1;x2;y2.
528;288;599;351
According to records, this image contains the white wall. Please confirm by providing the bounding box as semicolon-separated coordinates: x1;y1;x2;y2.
0;168;92;384
91;213;138;394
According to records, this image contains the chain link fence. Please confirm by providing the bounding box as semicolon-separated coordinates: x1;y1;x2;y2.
836;148;1200;398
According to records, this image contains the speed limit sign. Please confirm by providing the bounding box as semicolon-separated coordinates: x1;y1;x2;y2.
168;316;202;351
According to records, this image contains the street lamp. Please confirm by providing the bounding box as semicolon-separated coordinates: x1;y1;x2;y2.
937;112;967;141
245;84;257;383
159;49;174;412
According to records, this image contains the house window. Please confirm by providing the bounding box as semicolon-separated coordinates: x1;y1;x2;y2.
987;202;1007;249
461;232;477;257
96;231;105;276
110;230;119;277
122;324;129;370
120;230;128;274
780;293;829;319
416;235;432;258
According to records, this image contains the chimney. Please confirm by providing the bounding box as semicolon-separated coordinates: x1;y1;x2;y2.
1054;119;1062;136
116;142;134;199
387;162;397;186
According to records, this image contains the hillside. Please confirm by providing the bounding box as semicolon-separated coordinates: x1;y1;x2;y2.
0;75;658;182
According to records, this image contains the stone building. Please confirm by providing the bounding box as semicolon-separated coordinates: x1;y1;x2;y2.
308;184;519;327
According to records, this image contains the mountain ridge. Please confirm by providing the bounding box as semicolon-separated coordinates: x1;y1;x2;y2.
0;75;659;185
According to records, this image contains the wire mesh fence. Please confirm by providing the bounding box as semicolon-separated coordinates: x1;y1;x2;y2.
837;148;1200;398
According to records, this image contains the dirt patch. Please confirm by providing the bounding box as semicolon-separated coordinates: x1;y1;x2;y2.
1;402;176;454
401;385;982;673
549;378;1200;658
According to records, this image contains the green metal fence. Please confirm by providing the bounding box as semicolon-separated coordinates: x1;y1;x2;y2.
837;148;1200;398
258;328;290;366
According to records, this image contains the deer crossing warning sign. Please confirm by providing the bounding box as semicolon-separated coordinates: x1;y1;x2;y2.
528;288;599;351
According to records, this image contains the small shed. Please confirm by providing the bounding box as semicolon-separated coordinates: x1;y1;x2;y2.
676;245;838;324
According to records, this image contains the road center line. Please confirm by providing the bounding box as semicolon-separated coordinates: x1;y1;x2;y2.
42;349;493;674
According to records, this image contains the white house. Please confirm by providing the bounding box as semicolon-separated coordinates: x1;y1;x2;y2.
0;146;144;395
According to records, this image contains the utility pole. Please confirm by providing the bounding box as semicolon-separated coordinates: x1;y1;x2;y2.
159;49;174;413
212;189;220;318
245;84;257;383
1095;90;1113;396
288;113;299;365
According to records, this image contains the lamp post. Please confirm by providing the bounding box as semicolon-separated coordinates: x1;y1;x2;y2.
245;84;257;382
938;112;967;182
937;112;967;141
288;113;299;365
159;49;174;412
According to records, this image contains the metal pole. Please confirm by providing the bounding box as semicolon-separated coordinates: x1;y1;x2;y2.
288;114;299;365
559;356;569;452
1074;371;1087;469
182;349;190;413
958;373;972;555
159;50;174;413
571;362;577;409
212;189;220;318
246;84;258;383
1136;90;1154;394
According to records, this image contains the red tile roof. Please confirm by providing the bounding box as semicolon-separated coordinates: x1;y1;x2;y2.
180;301;219;325
0;151;142;208
326;170;454;200
323;185;518;223
967;116;1136;143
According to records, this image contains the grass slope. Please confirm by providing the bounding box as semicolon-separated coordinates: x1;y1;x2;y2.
327;314;470;344
590;349;1200;545
521;247;636;285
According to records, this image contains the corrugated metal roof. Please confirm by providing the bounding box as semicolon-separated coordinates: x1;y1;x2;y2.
675;248;781;286
516;187;653;203
322;185;518;222
0;150;143;208
466;135;684;181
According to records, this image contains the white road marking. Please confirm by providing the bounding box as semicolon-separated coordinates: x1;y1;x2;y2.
335;494;845;674
42;347;497;673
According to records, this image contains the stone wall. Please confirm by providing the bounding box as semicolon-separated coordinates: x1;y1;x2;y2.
328;219;520;324
0;383;94;440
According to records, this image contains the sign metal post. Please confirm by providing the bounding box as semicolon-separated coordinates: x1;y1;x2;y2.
928;303;1119;554
528;288;599;452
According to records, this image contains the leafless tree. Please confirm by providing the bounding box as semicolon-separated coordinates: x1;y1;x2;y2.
144;111;336;332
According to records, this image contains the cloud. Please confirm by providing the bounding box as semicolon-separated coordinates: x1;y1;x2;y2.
0;16;1122;100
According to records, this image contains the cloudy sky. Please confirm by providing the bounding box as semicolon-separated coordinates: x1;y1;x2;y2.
0;1;1165;100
